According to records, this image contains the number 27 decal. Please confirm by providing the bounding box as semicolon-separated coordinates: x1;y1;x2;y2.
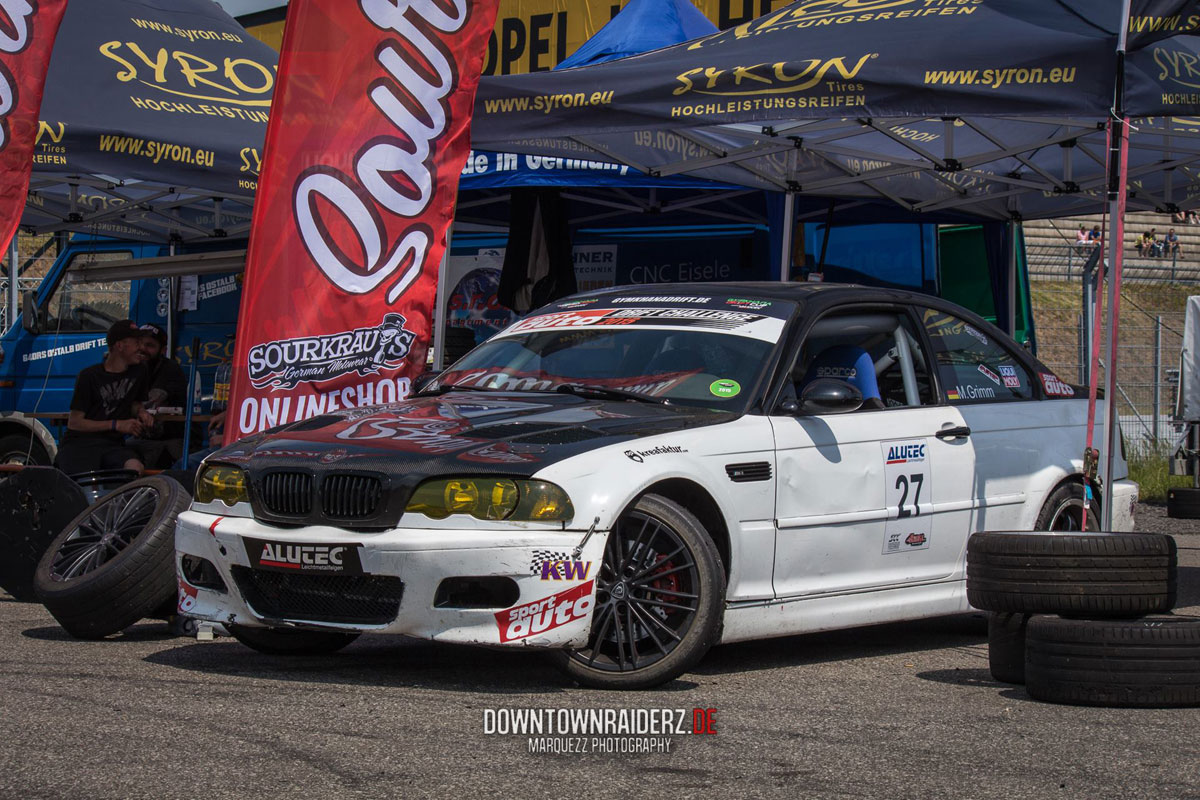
881;439;932;553
895;473;924;518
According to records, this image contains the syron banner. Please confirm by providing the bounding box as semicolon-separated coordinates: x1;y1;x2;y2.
0;0;68;252
227;0;500;441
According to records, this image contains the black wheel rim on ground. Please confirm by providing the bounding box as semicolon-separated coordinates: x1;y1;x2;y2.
48;484;160;581
570;508;701;673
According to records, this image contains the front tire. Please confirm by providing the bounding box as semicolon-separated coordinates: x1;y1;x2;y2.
553;494;725;690
227;624;359;655
1034;482;1100;531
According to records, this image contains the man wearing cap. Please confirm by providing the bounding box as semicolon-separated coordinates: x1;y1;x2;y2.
130;323;193;468
55;319;153;475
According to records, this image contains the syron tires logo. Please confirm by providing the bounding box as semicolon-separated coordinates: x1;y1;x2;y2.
293;0;466;304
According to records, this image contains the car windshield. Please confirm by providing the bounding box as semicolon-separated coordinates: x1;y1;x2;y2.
430;298;793;409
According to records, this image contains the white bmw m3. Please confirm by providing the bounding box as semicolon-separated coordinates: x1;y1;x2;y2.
175;283;1137;688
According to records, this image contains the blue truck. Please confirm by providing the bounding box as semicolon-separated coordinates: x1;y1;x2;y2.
0;236;245;465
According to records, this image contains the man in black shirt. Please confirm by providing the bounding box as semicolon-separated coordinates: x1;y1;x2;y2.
131;323;192;468
55;319;153;475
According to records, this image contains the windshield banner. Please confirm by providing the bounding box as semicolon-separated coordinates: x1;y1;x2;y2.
0;0;68;253
227;0;500;441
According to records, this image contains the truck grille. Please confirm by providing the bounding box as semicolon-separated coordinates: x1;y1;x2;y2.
321;474;382;519
259;472;313;516
231;567;403;625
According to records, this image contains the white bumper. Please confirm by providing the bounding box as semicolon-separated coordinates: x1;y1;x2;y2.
1109;478;1139;531
174;510;607;648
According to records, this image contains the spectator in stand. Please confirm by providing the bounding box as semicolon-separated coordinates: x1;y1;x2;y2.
1089;224;1103;249
1174;210;1188;224
1165;228;1182;257
1074;225;1091;255
1137;230;1152;257
55;319;152;475
1188;209;1200;225
1149;228;1164;257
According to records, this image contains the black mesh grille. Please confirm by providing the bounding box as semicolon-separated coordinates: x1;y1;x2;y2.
231;567;403;625
260;472;313;516
321;474;382;519
726;461;772;482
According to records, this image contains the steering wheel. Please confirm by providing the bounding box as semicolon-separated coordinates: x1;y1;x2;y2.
73;304;119;328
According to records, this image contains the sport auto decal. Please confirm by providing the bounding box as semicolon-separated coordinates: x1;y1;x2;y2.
243;538;364;574
506;307;765;335
1039;372;1075;397
881;439;931;555
495;580;595;642
178;579;198;613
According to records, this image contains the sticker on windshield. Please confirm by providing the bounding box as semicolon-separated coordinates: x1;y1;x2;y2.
977;364;1001;386
1039;372;1075;397
499;306;784;342
881;439;931;555
999;364;1021;389
709;379;741;398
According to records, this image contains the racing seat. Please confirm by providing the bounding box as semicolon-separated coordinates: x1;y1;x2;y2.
798;345;885;409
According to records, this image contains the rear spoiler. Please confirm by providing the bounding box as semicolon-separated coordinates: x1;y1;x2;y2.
69;249;246;283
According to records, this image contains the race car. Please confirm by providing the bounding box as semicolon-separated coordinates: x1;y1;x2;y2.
175;283;1138;689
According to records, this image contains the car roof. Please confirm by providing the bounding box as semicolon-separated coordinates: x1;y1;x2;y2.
574;281;950;310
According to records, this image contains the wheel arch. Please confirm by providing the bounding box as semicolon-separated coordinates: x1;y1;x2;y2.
0;414;57;462
633;478;731;579
1037;471;1104;524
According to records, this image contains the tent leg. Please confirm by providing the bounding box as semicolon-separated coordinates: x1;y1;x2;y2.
1007;220;1018;337
432;225;453;371
778;192;794;282
7;234;17;334
1100;120;1130;531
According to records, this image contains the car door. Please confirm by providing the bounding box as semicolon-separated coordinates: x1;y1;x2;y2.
769;305;978;599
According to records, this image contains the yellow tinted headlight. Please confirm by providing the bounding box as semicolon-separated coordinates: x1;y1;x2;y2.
195;464;249;506
406;478;572;522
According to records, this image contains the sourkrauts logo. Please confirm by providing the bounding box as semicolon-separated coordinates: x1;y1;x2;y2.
248;312;417;390
293;0;467;304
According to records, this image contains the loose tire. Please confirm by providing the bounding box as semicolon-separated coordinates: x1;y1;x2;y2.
0;433;50;466
227;624;359;655
1167;487;1200;520
967;531;1176;617
33;475;188;639
553;494;725;690
0;468;89;601
988;612;1029;685
1025;614;1200;708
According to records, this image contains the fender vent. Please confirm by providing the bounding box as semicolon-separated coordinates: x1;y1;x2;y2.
726;461;771;483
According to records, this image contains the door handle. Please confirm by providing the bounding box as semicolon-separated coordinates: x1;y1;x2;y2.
935;425;971;439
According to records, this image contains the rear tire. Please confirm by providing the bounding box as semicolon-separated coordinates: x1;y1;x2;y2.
552;494;725;690
0;433;50;466
1025;614;1200;708
33;476;188;638
966;531;1176;617
227;624;359;655
988;612;1029;685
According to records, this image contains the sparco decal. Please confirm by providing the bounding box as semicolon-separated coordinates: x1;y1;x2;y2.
293;0;466;304
495;580;594;642
248;313;417;390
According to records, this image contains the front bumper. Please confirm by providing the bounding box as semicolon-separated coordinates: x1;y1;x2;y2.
175;510;606;648
1110;478;1139;531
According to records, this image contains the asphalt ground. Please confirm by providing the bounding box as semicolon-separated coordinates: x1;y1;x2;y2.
1;505;1198;800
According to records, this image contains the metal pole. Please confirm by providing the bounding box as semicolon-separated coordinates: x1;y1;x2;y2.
1007;220;1018;337
1154;315;1162;443
7;234;17;334
432;224;453;371
779;192;795;282
1080;267;1093;385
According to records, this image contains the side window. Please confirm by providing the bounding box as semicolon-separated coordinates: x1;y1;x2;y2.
919;307;1034;403
43;252;133;332
783;308;936;411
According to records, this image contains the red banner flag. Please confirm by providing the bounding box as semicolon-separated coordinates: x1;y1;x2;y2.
0;0;69;252
227;0;499;441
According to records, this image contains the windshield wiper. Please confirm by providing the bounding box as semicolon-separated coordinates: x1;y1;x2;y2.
555;383;670;405
418;382;497;396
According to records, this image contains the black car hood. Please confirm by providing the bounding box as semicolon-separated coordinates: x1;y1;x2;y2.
211;391;732;478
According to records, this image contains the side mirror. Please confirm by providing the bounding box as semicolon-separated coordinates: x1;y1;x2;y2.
799;378;863;415
411;370;439;395
21;291;40;335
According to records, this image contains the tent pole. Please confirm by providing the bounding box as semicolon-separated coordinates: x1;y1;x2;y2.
432;224;454;371
1007;220;1018;337
779;192;794;282
7;234;17;334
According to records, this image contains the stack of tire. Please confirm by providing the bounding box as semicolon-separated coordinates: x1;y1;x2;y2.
967;531;1199;707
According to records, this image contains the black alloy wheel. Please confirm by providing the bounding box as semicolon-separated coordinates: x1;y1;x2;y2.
555;494;724;689
48;484;160;580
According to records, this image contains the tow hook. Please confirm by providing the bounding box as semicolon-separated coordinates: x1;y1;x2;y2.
572;516;601;560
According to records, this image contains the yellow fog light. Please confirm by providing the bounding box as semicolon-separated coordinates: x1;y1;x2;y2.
195;464;249;506
406;478;571;522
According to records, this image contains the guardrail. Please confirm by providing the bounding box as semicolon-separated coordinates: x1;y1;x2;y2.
1026;243;1200;283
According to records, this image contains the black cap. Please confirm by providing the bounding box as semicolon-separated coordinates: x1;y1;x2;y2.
138;323;167;346
106;319;142;347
